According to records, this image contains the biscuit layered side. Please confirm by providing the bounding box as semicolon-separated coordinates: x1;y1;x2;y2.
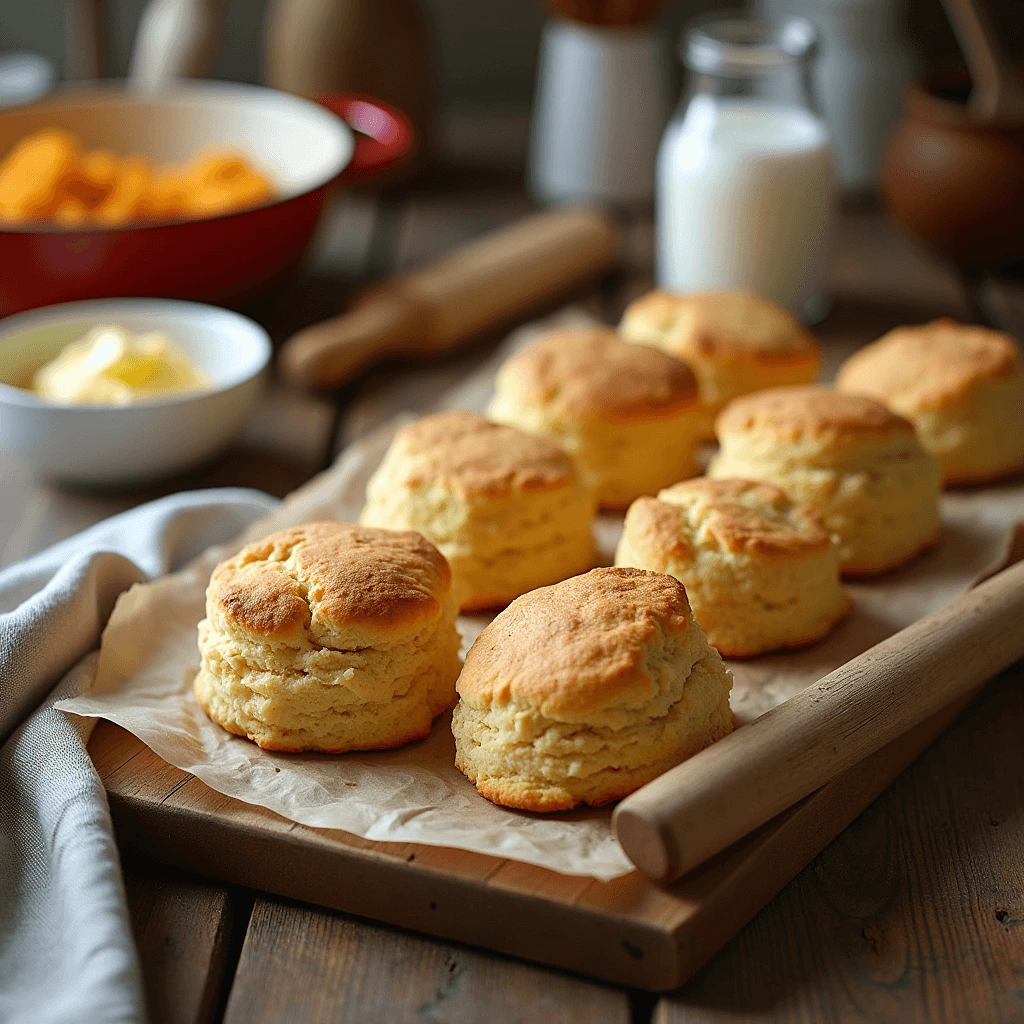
361;412;596;611
615;479;849;657
195;522;462;752
912;381;1024;484
619;289;822;433
709;386;942;576
836;319;1024;485
452;567;734;811
488;328;703;508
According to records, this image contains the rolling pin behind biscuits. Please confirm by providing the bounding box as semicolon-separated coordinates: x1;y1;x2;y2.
280;207;619;389
613;557;1024;884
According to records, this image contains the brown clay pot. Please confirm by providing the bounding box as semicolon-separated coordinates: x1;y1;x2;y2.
882;71;1024;266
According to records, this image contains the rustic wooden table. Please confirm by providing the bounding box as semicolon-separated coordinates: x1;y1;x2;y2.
3;148;1024;1023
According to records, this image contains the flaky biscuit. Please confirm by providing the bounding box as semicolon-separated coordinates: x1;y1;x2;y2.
452;567;734;811
487;328;703;507
836;319;1024;485
615;478;848;656
360;411;596;611
195;521;462;752
709;386;942;576
619;290;821;434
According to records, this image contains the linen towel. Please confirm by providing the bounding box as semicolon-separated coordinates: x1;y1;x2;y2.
0;489;278;1024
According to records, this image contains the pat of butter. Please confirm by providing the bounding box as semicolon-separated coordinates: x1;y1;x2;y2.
32;324;210;405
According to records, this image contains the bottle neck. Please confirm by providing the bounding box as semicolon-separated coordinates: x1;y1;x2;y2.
686;65;822;118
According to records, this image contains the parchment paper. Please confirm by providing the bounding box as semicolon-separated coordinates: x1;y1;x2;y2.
57;313;1024;880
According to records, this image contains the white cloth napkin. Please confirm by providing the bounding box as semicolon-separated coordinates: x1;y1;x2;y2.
0;488;278;1024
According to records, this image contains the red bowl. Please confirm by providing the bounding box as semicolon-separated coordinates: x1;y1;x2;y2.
0;82;412;316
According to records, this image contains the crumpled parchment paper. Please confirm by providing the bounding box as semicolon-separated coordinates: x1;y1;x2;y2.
58;313;1024;879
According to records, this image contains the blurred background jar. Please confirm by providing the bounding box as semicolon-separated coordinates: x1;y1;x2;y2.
757;0;917;195
655;15;838;321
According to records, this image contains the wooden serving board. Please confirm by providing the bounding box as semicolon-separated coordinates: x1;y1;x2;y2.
89;688;978;993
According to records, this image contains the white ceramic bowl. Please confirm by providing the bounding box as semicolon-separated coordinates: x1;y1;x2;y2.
0;298;271;485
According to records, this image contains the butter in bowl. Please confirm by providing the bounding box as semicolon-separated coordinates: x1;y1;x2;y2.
0;298;271;485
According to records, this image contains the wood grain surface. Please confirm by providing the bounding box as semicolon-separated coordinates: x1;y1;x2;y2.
87;677;985;991
124;862;242;1024
6;150;1024;1020
616;559;1024;882
655;663;1024;1024
224;898;631;1024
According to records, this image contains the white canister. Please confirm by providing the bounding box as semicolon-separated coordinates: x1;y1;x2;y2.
529;18;672;207
655;16;838;320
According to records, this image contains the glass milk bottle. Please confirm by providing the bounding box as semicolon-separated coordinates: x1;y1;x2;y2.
656;16;837;320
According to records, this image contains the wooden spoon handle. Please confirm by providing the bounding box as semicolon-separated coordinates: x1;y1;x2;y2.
940;0;1024;118
65;0;107;78
128;0;228;86
613;557;1024;883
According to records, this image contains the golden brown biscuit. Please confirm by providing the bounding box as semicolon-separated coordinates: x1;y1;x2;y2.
615;478;849;656
487;328;703;507
619;290;821;433
360;411;596;611
452;566;734;811
708;386;942;576
195;521;462;752
836;319;1024;485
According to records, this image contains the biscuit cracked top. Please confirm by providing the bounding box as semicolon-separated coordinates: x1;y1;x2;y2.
385;411;579;497
629;478;832;561
456;566;698;718
836;319;1022;410
715;385;913;441
208;521;451;646
495;328;699;420
620;290;820;362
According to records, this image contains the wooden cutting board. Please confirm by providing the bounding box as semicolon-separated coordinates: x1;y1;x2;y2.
89;688;977;992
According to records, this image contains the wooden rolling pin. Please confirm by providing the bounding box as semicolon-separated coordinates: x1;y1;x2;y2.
613;557;1024;884
280;207;619;390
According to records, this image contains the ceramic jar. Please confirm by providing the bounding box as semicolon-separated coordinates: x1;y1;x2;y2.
882;72;1024;266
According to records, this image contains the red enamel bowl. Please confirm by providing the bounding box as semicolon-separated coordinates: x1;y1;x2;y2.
0;82;412;316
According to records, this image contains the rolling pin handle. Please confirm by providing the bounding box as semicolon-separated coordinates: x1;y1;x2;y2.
613;558;1024;885
278;207;619;391
613;811;671;882
279;293;424;390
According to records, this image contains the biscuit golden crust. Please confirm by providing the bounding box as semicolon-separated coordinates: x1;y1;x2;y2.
945;458;1024;487
710;387;942;576
618;290;822;435
714;385;913;442
389;411;576;497
620;290;818;361
212;522;451;643
192;669;451;754
836;320;1024;485
653;478;832;557
836;319;1020;410
615;482;849;657
838;527;941;577
452;567;734;811
361;413;596;611
196;521;462;753
487;331;704;508
457;567;693;718
494;328;699;421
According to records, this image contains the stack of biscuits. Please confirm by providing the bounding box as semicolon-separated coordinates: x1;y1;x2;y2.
193;287;1023;813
